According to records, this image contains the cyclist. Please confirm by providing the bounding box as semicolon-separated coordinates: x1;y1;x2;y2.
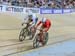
22;13;38;39
35;17;51;45
22;13;38;26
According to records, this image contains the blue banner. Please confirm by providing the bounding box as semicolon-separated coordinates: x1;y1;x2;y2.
53;9;63;14
63;9;71;13
40;8;75;14
26;8;39;14
0;4;75;14
0;5;3;12
6;6;24;12
70;8;75;12
40;8;52;14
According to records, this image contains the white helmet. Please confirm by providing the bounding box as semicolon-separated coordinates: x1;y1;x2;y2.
28;13;33;17
42;18;47;23
32;14;37;19
28;12;37;18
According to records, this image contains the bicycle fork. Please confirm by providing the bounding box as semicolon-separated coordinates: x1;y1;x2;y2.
38;32;44;44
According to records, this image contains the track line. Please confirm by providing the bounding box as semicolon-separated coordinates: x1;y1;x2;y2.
4;37;75;56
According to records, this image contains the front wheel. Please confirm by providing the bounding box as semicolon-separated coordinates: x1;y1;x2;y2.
33;34;40;48
19;28;27;41
42;33;49;46
29;27;36;40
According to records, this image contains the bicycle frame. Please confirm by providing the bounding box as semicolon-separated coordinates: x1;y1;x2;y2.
35;29;44;42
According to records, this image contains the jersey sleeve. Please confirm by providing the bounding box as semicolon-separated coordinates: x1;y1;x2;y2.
36;21;41;27
32;18;36;25
44;21;51;32
24;16;28;23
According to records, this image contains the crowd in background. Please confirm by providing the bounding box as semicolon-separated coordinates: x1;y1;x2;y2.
0;0;75;8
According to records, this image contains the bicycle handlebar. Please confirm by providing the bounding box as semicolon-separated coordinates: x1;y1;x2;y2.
36;28;43;32
22;22;34;26
22;22;30;26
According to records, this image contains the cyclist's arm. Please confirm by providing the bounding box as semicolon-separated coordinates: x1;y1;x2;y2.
22;17;29;24
43;27;50;32
43;22;51;32
36;21;41;28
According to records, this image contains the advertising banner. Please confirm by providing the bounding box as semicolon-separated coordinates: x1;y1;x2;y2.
0;4;74;14
6;6;24;13
0;5;3;12
40;8;52;14
25;8;40;14
63;9;71;13
53;9;62;14
70;8;75;12
40;8;75;14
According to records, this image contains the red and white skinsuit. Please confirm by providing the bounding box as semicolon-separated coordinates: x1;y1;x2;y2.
36;19;51;43
36;19;51;32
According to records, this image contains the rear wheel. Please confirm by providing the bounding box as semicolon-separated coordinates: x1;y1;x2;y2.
19;28;27;41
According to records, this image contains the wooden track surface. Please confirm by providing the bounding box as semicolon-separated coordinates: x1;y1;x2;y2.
0;12;75;56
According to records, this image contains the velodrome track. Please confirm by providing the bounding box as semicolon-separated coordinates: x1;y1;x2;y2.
0;12;75;56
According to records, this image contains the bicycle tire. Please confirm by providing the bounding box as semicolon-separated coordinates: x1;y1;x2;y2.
33;34;40;48
19;28;27;41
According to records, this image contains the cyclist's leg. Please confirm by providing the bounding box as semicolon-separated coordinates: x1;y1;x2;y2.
29;24;35;39
42;32;49;45
45;32;48;38
39;31;43;42
35;18;38;24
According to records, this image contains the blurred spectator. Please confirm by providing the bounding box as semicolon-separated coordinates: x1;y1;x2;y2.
73;1;75;8
11;0;20;6
0;0;2;4
63;0;74;8
1;0;10;5
0;0;75;8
